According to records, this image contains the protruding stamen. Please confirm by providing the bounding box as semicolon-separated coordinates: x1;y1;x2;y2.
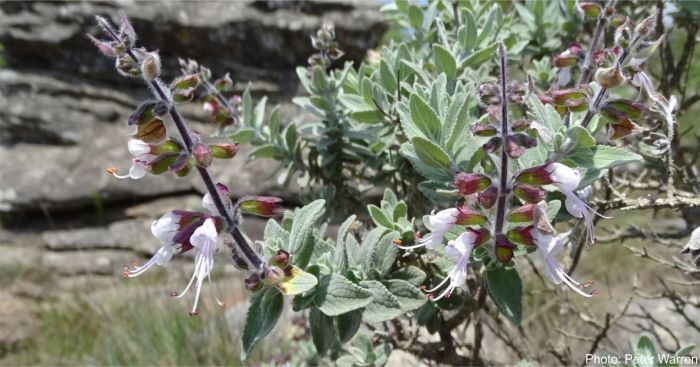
106;167;119;175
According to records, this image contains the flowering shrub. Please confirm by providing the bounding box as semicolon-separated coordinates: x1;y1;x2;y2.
89;1;699;365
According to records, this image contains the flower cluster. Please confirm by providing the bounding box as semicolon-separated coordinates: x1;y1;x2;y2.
405;45;601;300
90;11;285;315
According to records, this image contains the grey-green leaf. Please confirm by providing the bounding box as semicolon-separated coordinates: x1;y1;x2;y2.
360;280;403;323
484;265;523;324
369;204;394;229
409;93;441;140
412;137;452;169
314;274;374;316
433;44;457;79
310;307;336;356
383;279;427;311
336;310;363;344
240;288;284;360
288;199;326;268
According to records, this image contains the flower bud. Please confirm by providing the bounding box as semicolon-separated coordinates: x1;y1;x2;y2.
482;136;502;153
601;99;648;121
610;14;628;27
171;74;200;90
507;204;535;223
477;186;498;209
115;54;141;77
132;118;166;143
263;266;286;286
495;234;515;263
608;118;644;140
470;122;498;137
238;196;284;217
477;83;501;106
136;49;161;81
614;24;633;49
231;250;249;271
453;172;491;196
270;250;290;268
468;227;491;248
595;64;625;89
554;43;585;68
170;154;195;177
453;207;488;226
129;100;168;126
87;34;120;58
117;10;136;48
511;118;531;132
635;14;657;38
507;226;535;246
507;81;528;105
244;273;262;291
552;87;591;105
506;133;537;159
513;185;546;204
214;73;233;92
209;142;240;159
576;2;602;18
193;144;213;168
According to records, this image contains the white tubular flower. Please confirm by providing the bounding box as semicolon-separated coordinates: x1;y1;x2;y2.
423;231;477;301
172;218;223;316
123;212;184;277
398;207;486;250
110;139;153;180
530;228;596;297
546;163;607;243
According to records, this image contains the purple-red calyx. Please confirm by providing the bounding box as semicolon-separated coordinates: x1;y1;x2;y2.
495;234;515;263
453;172;492;196
238;196;284;217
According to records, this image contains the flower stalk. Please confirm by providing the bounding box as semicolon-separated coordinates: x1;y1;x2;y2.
99;17;263;271
493;43;510;235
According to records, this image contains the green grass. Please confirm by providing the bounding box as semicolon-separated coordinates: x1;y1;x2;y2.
2;275;291;366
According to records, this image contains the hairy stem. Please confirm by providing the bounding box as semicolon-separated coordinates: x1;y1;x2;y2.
104;27;263;270
494;43;510;234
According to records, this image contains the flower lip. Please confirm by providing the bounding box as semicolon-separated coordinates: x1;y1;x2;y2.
530;228;596;297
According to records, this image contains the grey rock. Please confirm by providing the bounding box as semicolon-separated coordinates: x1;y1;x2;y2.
41;250;135;275
0;107;289;212
42;219;155;253
0;69;135;145
0;0;386;87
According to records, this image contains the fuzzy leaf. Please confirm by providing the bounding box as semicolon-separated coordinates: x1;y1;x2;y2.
240;288;284;360
359;280;403;323
433;44;457;79
412;137;452;169
288;199;326;268
310;307;336;356
485;265;523;324
314;274;374;316
409;93;441;140
336;310;363;344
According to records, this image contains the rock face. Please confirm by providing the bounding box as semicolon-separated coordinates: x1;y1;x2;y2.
0;1;385;359
0;0;386;213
